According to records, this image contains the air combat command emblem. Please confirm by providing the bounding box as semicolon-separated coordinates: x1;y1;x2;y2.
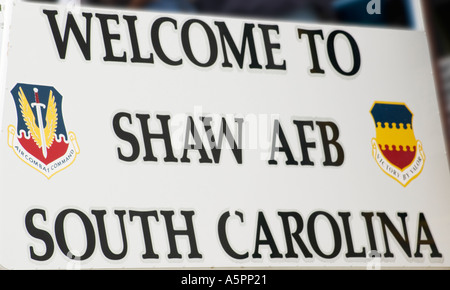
8;83;80;179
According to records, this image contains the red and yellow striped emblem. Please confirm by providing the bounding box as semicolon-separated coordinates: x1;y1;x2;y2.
370;101;425;187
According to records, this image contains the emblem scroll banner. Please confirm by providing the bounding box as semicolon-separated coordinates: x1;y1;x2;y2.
0;1;449;269
371;139;425;187
7;125;79;179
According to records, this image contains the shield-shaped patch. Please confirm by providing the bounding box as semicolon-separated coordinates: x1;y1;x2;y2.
8;83;80;179
370;101;425;187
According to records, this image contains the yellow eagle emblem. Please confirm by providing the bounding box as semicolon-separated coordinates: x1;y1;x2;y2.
18;86;58;149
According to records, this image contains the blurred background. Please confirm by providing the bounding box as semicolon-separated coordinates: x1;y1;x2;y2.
39;0;426;29
425;0;450;164
28;0;450;161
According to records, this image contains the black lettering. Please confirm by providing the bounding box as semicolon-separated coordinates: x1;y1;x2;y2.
130;210;160;259
361;212;378;253
327;30;361;76
96;13;127;62
123;15;154;63
258;24;286;70
25;209;55;262
377;212;412;258
181;116;213;163
218;211;249;260
136;114;178;162
308;211;342;259
201;117;243;164
268;120;298;165
43;10;92;60
338;212;366;258
214;22;262;69
252;212;282;259
278;212;313;259
181;19;218;67
293;120;316;166
316;121;344;166
91;210;128;260
297;29;325;74
160;210;202;259
113;112;140;162
151;17;182;66
414;213;443;258
54;209;96;261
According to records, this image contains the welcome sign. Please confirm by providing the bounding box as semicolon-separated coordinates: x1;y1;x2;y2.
0;0;449;269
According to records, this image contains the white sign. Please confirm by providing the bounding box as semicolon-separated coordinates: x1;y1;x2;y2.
0;0;449;269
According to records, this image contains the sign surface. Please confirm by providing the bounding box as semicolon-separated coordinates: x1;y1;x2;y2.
0;1;449;269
